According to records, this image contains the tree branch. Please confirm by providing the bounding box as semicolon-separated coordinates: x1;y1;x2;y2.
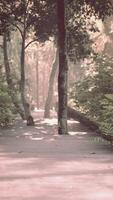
26;0;30;11
25;39;38;49
16;18;24;26
0;45;3;49
6;17;23;38
11;23;23;38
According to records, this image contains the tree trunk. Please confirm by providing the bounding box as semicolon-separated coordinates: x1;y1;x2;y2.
57;0;68;134
20;31;34;125
42;63;46;107
35;59;39;109
44;48;59;118
3;33;25;120
20;34;28;118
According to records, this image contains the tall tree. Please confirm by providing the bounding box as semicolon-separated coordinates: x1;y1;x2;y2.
57;0;68;134
56;0;113;134
35;58;39;109
44;47;58;118
35;0;113;133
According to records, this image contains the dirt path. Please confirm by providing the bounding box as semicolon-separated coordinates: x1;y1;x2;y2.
0;110;113;200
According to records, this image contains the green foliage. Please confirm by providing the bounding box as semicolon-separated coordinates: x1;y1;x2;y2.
100;123;113;135
67;0;113;20
0;0;113;61
0;82;15;127
66;0;113;62
70;54;113;135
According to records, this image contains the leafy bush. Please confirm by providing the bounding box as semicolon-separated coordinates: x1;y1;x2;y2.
0;82;15;127
69;54;113;135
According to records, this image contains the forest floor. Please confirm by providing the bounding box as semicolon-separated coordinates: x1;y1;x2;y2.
0;110;113;200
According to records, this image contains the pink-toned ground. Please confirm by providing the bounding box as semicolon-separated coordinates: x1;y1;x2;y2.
0;110;113;200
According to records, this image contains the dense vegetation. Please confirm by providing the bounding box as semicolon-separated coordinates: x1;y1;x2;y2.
0;76;15;127
70;54;113;135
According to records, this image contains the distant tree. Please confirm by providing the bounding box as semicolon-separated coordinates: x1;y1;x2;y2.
35;58;39;109
44;47;58;118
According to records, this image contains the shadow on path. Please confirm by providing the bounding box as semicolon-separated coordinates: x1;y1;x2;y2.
0;110;113;200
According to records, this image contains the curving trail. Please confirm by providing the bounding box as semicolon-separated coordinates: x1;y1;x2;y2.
0;110;113;200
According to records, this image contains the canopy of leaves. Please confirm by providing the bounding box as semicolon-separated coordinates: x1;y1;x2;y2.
66;0;113;61
0;0;54;38
67;0;113;20
0;0;113;61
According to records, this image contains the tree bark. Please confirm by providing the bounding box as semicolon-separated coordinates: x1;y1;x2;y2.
57;0;68;134
20;29;34;125
3;33;25;120
44;48;59;118
42;63;46;107
36;59;39;109
20;33;28;118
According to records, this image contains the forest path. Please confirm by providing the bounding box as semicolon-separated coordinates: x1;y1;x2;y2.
0;110;113;200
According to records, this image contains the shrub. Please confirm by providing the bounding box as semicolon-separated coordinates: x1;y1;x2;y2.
0;83;15;127
69;54;113;135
